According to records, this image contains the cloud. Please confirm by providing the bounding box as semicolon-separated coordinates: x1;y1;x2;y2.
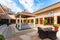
19;0;60;13
19;0;44;13
49;0;60;3
1;0;59;13
0;0;22;13
19;0;34;12
33;0;44;12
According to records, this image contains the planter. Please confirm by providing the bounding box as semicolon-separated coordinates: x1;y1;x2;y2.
54;27;58;31
53;24;59;31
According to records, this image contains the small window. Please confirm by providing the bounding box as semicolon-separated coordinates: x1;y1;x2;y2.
50;11;54;16
35;19;38;24
24;20;26;23
31;19;34;23
57;16;60;24
27;20;29;23
44;17;54;25
11;19;16;23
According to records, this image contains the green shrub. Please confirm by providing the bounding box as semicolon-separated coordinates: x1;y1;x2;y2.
26;19;28;23
0;34;5;40
43;19;48;24
53;24;58;27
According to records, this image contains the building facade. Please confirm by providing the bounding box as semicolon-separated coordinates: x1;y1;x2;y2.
34;2;60;27
0;2;60;29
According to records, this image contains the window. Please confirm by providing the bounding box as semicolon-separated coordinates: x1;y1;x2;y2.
24;20;26;23
50;11;54;16
57;16;60;24
27;20;29;23
0;19;9;24
31;19;34;23
18;19;19;23
35;19;38;24
44;17;54;25
11;19;16;23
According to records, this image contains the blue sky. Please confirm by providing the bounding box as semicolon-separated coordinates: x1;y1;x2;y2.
0;0;60;13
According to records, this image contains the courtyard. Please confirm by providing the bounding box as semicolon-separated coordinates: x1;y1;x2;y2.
0;1;60;40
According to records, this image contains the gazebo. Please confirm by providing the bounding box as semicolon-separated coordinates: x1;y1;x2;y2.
15;11;36;30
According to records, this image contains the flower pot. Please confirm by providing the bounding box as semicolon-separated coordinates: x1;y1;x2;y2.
55;27;58;31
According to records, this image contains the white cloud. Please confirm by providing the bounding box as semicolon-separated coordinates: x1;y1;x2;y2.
19;0;44;13
0;0;59;13
49;0;60;3
33;0;44;12
19;0;60;13
19;0;34;12
0;0;22;13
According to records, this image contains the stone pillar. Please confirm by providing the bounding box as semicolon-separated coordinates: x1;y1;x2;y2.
38;18;40;24
54;16;57;24
26;18;27;24
34;17;35;27
16;18;18;28
9;19;10;23
30;19;31;24
19;15;21;29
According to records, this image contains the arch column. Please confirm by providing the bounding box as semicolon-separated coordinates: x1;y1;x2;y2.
9;19;10;23
34;17;35;27
16;18;18;28
19;15;21;29
54;16;57;24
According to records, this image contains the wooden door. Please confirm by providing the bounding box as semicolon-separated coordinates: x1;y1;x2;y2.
40;18;43;24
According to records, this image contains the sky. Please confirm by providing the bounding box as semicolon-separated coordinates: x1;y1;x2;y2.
0;0;60;13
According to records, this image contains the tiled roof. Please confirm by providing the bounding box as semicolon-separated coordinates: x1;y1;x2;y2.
34;2;60;15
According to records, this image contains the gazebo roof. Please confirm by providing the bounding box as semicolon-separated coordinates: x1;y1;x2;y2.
17;11;35;18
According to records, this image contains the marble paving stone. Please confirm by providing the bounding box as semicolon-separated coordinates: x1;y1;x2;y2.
27;32;37;36
20;35;31;40
6;36;22;40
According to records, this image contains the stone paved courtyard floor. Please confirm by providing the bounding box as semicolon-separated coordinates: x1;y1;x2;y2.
6;29;51;40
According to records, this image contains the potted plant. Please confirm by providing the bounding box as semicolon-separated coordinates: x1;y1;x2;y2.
53;24;59;31
43;19;48;25
0;34;5;40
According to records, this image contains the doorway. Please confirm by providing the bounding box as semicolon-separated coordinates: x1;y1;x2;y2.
40;18;43;24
